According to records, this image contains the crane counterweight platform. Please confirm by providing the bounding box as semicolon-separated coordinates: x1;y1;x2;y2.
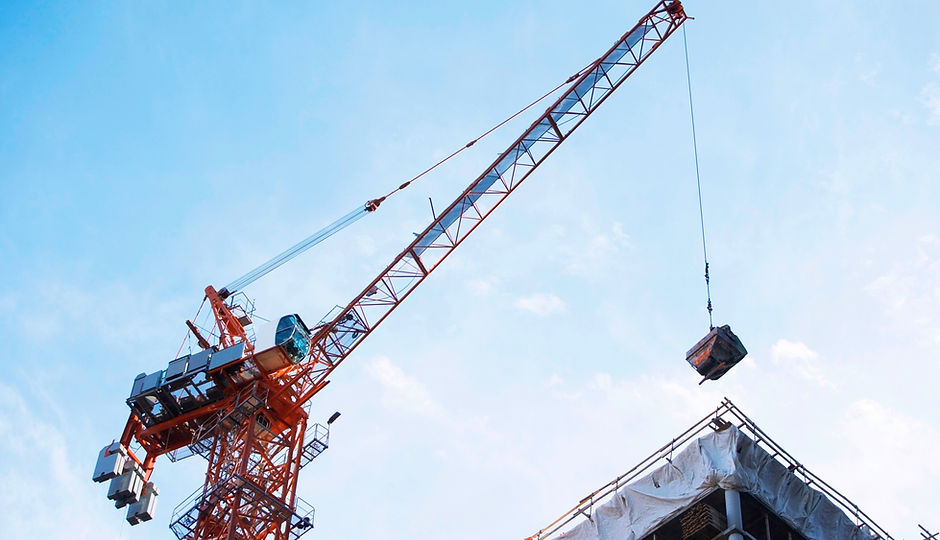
90;2;738;539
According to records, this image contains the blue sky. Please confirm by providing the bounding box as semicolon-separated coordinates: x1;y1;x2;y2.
1;1;939;538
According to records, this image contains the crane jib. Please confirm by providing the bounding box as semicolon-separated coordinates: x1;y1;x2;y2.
311;5;683;377
414;24;652;257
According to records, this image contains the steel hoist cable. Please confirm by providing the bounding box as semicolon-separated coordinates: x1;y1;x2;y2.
683;24;714;329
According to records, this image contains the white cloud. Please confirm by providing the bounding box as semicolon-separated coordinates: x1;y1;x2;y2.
770;339;817;362
567;371;725;429
0;383;129;540
922;82;940;124
822;168;850;194
8;279;188;351
612;222;629;243
354;234;377;256
467;277;498;296
923;56;940;124
365;356;442;417
513;292;565;317
821;399;940;533
866;235;940;344
586;234;615;258
0;292;15;312
770;339;833;387
859;64;881;84
559;220;631;276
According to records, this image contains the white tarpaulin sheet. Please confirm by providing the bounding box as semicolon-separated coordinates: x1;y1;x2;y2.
558;426;872;540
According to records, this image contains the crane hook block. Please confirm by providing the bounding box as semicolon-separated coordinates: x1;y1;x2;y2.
685;324;747;383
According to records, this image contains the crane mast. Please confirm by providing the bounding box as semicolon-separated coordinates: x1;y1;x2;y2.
92;2;689;539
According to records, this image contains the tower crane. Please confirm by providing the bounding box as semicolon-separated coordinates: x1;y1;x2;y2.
91;2;734;539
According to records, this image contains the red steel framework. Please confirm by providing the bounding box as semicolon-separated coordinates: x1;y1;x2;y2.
103;2;690;538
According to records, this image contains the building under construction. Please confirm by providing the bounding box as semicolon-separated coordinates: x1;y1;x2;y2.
526;399;893;540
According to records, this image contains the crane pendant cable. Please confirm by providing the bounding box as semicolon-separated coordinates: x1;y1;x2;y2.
220;58;599;297
221;204;372;296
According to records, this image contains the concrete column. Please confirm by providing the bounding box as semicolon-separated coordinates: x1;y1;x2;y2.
725;489;744;540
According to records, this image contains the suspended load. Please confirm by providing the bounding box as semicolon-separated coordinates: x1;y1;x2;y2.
686;325;746;383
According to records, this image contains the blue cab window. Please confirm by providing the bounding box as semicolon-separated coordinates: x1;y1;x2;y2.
275;314;311;364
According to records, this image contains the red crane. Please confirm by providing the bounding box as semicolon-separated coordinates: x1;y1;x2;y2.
93;2;692;538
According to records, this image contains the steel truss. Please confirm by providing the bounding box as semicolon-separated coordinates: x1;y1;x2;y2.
170;382;326;540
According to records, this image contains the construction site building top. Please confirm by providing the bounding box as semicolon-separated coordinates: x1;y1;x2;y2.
528;399;893;540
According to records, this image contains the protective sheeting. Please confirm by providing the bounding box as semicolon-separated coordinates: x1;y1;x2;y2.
558;425;872;540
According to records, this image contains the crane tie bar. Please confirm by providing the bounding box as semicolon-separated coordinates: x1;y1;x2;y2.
375;63;595;202
222;57;600;297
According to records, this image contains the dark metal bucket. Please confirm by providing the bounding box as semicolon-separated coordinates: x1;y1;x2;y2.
686;325;747;383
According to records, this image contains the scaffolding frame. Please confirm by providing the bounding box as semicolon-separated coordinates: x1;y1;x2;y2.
526;398;894;540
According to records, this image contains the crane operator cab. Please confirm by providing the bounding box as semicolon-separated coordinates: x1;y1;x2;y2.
275;314;312;363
